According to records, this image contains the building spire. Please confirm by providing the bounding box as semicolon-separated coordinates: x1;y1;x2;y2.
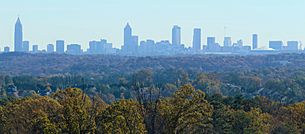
14;16;23;52
125;23;131;28
16;17;21;24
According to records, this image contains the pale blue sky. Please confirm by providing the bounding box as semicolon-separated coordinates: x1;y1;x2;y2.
0;0;304;50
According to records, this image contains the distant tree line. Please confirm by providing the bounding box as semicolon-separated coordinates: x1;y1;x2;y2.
1;68;305;104
1;53;305;76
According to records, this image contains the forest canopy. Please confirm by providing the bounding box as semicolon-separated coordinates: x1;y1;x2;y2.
0;53;305;133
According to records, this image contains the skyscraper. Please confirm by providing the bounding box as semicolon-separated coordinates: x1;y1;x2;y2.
252;34;258;49
207;37;219;51
207;37;216;47
22;41;29;52
56;40;65;53
32;45;39;53
223;37;232;47
47;44;55;53
14;17;23;52
123;23;138;55
124;23;132;47
172;25;181;45
132;36;139;47
192;28;201;51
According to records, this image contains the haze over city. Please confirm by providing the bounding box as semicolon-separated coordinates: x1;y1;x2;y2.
0;0;304;50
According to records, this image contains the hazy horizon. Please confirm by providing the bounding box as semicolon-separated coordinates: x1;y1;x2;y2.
0;0;304;50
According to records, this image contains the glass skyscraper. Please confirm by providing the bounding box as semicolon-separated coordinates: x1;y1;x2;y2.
193;28;201;50
56;40;65;53
172;25;181;45
252;34;258;49
14;18;23;52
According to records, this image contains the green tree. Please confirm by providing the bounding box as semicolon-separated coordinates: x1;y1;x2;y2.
231;108;272;134
96;99;146;134
0;96;62;133
212;103;234;134
157;84;213;134
194;73;221;95
31;110;59;134
244;108;272;134
51;88;100;134
279;101;305;133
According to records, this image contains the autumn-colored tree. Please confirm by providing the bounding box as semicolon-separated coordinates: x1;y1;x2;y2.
231;108;272;134
244;108;272;134
0;106;3;132
0;80;304;134
31;110;59;134
96;99;146;134
157;84;213;134
278;101;305;133
51;88;99;134
0;96;62;133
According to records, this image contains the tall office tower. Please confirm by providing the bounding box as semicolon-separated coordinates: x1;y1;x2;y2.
192;28;201;50
32;45;39;53
252;34;258;49
207;37;216;51
56;40;65;53
22;41;30;52
47;44;55;53
4;47;10;53
88;41;98;54
132;36;139;45
124;23;132;47
123;23;138;55
132;36;139;49
172;25;181;45
14;17;23;52
223;37;232;47
207;37;216;47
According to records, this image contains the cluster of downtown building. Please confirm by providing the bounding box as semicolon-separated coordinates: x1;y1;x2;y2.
2;18;302;56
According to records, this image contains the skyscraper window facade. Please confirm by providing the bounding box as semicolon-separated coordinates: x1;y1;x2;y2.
172;25;181;46
193;28;201;51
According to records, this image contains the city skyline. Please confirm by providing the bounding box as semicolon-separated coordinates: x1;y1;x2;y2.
1;17;300;56
0;0;304;50
1;17;303;52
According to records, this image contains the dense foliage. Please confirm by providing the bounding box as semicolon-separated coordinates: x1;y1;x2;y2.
1;67;305;104
1;53;305;133
1;53;305;103
0;86;304;134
